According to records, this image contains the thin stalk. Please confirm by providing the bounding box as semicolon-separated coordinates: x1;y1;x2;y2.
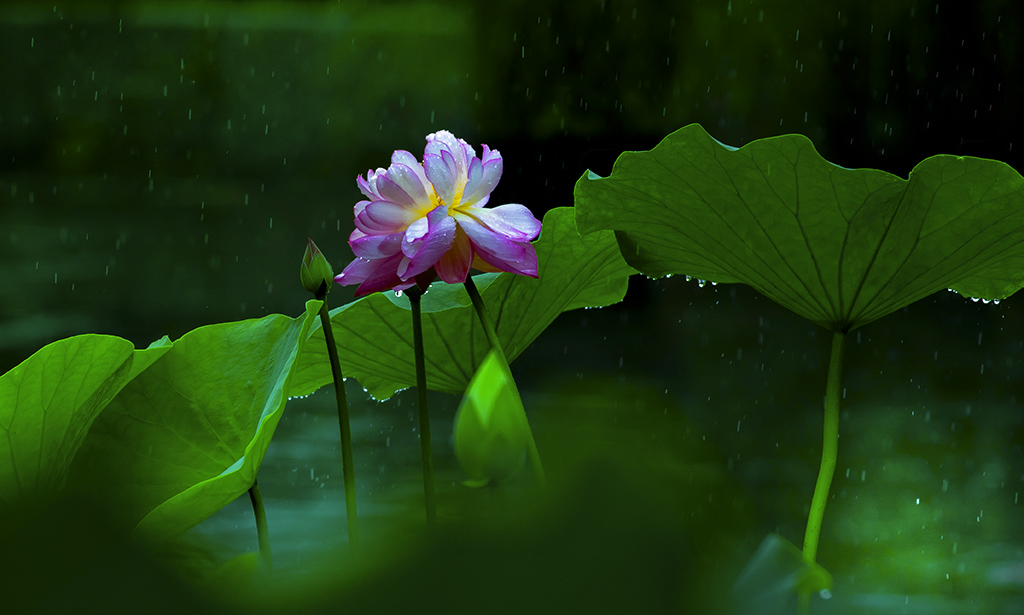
248;478;272;571
407;287;437;526
317;299;359;548
463;276;546;485
799;330;846;613
463;275;506;363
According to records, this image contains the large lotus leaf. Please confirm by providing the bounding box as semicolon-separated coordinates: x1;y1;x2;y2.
574;123;1024;331
70;300;320;541
0;334;172;505
289;206;636;400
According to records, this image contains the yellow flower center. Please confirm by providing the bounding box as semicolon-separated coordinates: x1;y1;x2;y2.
423;166;470;218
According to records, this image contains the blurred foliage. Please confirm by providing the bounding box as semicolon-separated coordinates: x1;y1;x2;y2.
1;453;747;614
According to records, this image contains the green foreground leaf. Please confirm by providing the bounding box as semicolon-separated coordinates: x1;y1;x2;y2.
453;349;531;487
0;334;171;505
289;206;636;400
70;300;321;541
575;123;1024;331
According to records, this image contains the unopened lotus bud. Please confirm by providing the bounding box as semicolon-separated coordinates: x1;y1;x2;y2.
300;237;334;298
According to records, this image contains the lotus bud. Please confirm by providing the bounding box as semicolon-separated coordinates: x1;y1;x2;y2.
300;237;334;299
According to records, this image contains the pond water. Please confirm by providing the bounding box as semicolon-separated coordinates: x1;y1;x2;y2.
167;281;1024;614
2;2;1023;614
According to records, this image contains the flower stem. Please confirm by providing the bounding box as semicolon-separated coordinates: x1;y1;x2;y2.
463;275;506;363
463;276;546;486
799;330;846;613
406;287;437;527
248;478;272;570
317;300;359;548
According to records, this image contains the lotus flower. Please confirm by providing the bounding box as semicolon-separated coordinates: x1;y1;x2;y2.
334;131;542;297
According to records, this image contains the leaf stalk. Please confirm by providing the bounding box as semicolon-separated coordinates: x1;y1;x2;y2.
799;330;845;613
406;287;437;527
317;300;359;548
248;478;272;570
463;276;545;485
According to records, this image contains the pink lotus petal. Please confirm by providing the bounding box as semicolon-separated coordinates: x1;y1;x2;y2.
356;200;419;233
480;143;501;165
462;203;541;241
401;206;452;256
357;168;387;200
462;156;484;203
402;217;430;254
350;231;403;259
426;130;475;168
462;151;502;205
425;131;475;204
400;215;456;278
434;226;473;283
391;149;419;168
355;275;409;297
424;152;456;205
457;214;539;278
334;257;373;286
475;239;539;277
441;148;463;200
453;136;474;173
399;207;456;277
335;252;406;297
470;254;504;273
373;172;420;208
460;220;530;263
387;162;433;204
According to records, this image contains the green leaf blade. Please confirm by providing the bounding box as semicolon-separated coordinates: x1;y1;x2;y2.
453;349;529;485
71;300;321;540
576;124;1024;331
290;206;636;400
0;334;142;503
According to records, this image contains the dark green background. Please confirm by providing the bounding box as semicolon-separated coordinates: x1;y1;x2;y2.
1;1;1022;612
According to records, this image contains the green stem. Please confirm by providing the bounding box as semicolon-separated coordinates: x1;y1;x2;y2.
799;330;846;613
248;478;272;571
317;300;359;548
463;276;546;486
407;287;437;527
463;275;506;363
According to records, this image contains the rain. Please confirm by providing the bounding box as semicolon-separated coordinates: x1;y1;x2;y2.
2;2;1023;614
